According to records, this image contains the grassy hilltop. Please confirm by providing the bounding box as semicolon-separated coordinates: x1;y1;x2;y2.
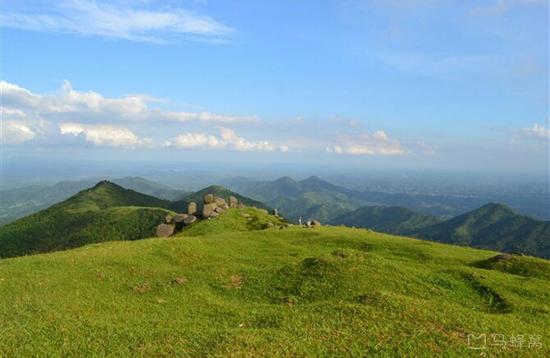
0;182;268;258
0;181;174;258
0;207;548;356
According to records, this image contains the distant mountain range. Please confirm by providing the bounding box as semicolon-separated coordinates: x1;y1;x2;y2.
329;202;550;259
222;176;363;222
221;176;549;220
412;203;550;258
1;176;548;259
330;206;442;234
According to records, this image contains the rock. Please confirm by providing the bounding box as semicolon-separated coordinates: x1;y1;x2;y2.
156;224;174;237
493;254;514;261
165;214;173;224
214;197;227;208
183;215;197;225
173;214;188;223
229;196;239;208
311;220;321;227
214;206;224;213
202;203;218;218
264;222;274;229
204;194;215;204
187;202;197;215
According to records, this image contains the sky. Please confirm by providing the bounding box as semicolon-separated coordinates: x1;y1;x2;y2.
0;0;549;176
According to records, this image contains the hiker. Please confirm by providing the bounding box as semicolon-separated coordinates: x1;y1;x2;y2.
298;216;303;225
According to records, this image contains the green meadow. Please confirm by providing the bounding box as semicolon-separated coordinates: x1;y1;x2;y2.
0;208;548;357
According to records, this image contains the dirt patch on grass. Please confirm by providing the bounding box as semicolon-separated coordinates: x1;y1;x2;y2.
225;275;244;288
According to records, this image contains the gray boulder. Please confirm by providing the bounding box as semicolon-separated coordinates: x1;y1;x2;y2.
229;196;239;208
156;224;175;237
204;194;215;204
214;197;227;208
183;215;197;225
173;214;188;223
187;202;197;215
202;203;218;218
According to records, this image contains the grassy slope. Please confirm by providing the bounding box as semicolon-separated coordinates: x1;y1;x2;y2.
0;208;548;356
0;182;174;258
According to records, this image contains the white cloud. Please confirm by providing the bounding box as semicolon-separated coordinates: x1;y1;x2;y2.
0;0;233;43
326;131;406;156
1;120;36;144
59;122;150;147
523;123;550;140
0;80;259;128
166;127;287;152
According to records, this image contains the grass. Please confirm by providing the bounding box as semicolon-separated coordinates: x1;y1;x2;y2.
0;208;548;356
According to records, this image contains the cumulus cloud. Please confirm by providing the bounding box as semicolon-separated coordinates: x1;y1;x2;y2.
326;130;406;156
165;127;287;152
523;123;550;141
0;80;259;128
1;120;36;144
0;0;233;43
59;122;150;147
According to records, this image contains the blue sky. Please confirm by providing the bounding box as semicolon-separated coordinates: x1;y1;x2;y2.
1;0;548;174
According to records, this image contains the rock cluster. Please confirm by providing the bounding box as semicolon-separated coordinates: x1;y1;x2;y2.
202;194;232;219
305;220;321;228
156;193;240;237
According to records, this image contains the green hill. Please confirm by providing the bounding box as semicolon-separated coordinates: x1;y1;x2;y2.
413;203;550;259
330;205;441;234
0;181;174;258
0;176;187;225
0;208;548;356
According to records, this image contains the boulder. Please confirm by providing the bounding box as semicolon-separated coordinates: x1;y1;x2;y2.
173;214;189;223
165;214;173;224
214;197;227;208
202;203;218;218
156;224;175;238
183;215;197;225
204;194;215;204
229;196;239;208
493;254;514;261
311;220;321;227
187;202;197;215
